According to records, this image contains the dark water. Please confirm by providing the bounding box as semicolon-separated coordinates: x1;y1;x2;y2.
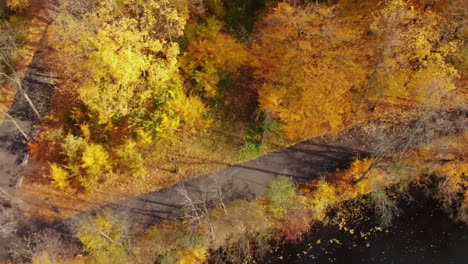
261;192;468;264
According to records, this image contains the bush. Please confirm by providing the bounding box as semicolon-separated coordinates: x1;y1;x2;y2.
150;223;209;264
49;163;72;192
49;134;114;193
61;134;87;175
116;140;146;179
265;176;296;218
80;143;112;191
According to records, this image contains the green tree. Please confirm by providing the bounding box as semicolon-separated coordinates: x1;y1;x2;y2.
265;176;296;218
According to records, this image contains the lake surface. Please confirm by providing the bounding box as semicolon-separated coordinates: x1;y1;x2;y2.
261;191;468;264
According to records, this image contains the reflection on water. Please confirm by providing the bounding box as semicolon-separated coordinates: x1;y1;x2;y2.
262;191;468;264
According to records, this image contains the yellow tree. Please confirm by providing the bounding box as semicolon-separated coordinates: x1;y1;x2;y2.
250;3;367;140
364;0;459;106
5;0;29;11
181;18;248;100
77;213;129;264
49;0;207;142
45;0;208;192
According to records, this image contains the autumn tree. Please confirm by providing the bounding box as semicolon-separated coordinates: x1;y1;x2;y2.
181;18;248;100
5;0;29;11
77;213;131;264
250;2;367;140
45;0;211;192
49;0;207;143
362;0;459;107
251;1;460;140
49;134;112;193
264;176;296;218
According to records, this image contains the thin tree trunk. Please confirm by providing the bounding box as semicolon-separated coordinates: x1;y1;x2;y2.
0;108;30;141
1;55;42;120
16;76;42;120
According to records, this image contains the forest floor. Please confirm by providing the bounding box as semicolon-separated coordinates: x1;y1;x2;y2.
0;0;57;259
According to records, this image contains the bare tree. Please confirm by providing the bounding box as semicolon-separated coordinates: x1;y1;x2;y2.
176;177;235;240
369;188;401;227
0;54;41;120
0;207;17;238
9;228;79;263
0;108;30;141
353;107;441;185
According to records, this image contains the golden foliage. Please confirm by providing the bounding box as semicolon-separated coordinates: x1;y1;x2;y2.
49;0;207;142
49;134;112;193
181;18;248;99
77;213;128;264
369;0;459;104
116;140;146;179
177;247;208;264
307;182;339;219
80;143;112;191
305;157;391;220
49;163;71;192
251;1;460;140
5;0;29;11
251;2;366;139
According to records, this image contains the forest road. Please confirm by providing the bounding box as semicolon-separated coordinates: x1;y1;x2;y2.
59;140;368;229
50;108;466;231
0;107;465;260
0;0;58;259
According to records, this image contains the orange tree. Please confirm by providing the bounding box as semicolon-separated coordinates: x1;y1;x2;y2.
250;2;367;140
250;1;460;141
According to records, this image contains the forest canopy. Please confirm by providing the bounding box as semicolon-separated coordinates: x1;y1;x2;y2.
1;0;464;227
27;0;463;193
0;0;466;263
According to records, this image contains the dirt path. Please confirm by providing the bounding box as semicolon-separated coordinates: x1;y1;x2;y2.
0;0;58;190
0;0;58;258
